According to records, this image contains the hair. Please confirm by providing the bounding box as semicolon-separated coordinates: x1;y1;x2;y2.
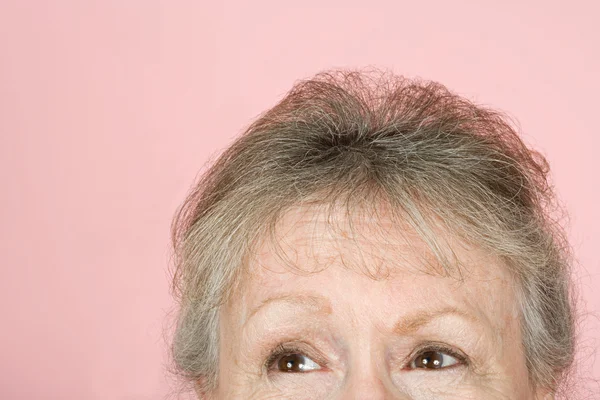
169;69;576;396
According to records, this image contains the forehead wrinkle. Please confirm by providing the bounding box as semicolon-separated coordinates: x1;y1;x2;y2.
243;293;333;328
261;201;471;280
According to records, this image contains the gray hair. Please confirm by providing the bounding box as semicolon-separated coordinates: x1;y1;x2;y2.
169;69;575;396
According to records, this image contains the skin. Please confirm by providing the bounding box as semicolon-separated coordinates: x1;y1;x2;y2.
206;204;552;399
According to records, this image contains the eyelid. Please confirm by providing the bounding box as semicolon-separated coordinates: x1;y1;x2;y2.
264;343;301;370
403;342;469;370
264;341;328;372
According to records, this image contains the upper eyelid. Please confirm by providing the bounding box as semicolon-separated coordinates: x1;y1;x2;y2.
247;306;485;370
250;312;480;371
402;343;470;369
264;344;300;370
264;341;329;371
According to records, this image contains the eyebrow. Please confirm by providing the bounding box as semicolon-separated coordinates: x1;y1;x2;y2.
392;307;479;335
245;294;479;334
244;294;333;326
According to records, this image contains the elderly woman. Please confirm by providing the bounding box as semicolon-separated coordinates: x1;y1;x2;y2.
169;70;575;399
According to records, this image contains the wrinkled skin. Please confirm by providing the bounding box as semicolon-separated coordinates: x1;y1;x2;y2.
205;205;552;399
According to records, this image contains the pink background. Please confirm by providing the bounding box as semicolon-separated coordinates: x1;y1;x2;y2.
1;1;598;398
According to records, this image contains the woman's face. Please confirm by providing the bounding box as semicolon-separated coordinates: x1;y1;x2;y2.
212;205;548;399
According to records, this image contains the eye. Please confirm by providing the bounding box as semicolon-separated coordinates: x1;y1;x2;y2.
410;349;462;370
275;353;321;372
265;344;324;373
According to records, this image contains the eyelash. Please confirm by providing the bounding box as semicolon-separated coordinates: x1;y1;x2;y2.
264;342;322;371
404;343;469;370
264;342;469;372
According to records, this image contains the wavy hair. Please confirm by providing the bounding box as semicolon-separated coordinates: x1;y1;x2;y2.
169;69;576;397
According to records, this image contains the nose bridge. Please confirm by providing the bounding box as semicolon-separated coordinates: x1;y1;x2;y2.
337;363;408;400
334;313;411;400
342;372;386;399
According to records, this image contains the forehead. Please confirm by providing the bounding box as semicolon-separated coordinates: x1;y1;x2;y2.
250;201;505;279
235;203;519;329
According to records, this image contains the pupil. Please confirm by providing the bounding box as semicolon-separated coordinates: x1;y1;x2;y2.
278;354;305;372
416;351;444;369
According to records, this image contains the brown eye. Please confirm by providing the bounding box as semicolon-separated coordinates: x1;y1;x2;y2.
412;350;459;369
277;354;321;372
